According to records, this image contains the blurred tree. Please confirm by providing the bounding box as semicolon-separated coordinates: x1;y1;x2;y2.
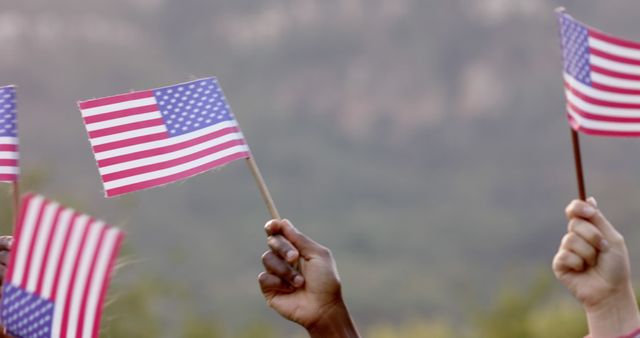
232;321;279;338
368;319;456;338
181;315;224;338
476;274;587;338
101;277;163;338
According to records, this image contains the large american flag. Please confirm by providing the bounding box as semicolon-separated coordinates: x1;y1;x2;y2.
78;78;251;197
0;85;18;182
559;12;640;137
1;194;124;338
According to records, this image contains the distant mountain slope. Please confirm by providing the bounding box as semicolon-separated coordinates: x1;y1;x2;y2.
5;1;640;333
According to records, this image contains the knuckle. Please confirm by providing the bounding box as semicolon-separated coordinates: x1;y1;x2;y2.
261;251;273;264
551;256;562;272
555;251;568;265
318;246;332;259
586;231;602;244
266;236;279;248
285;267;297;279
612;233;625;245
560;233;573;247
565;201;578;218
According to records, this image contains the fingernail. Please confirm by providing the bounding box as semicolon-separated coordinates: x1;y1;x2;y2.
583;206;596;216
286;251;297;262
600;239;610;252
293;275;304;287
588;196;598;207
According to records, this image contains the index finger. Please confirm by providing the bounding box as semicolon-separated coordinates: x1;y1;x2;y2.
565;198;623;244
267;235;299;263
565;200;596;220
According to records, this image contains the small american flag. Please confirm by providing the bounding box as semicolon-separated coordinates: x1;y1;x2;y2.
558;11;640;137
0;85;18;182
78;78;251;197
1;194;124;338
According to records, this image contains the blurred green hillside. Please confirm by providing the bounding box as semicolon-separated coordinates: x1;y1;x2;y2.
4;0;640;336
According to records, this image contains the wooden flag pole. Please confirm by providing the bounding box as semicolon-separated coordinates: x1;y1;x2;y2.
245;156;302;269
11;181;19;233
571;129;586;201
245;156;281;220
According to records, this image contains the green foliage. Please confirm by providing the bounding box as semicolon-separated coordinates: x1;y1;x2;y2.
475;277;553;338
474;275;587;338
99;274;282;338
362;275;589;338
368;319;456;338
181;315;224;338
232;321;279;338
101;278;163;338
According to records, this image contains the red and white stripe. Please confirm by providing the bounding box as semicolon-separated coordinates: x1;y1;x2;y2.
565;27;640;137
6;194;124;338
78;91;250;197
0;136;18;182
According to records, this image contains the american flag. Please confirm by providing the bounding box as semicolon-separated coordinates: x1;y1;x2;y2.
1;194;124;338
0;85;18;182
559;11;640;137
78;78;251;197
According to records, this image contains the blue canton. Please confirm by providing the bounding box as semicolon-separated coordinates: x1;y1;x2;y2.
559;14;592;85
1;284;54;338
0;86;17;137
154;78;235;137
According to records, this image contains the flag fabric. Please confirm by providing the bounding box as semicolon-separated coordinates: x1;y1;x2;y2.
78;78;251;197
1;194;125;338
0;85;18;182
558;11;640;137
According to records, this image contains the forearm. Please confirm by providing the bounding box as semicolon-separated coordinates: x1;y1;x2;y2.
586;284;640;338
306;300;361;338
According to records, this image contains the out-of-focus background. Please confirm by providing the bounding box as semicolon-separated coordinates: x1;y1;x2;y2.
3;0;640;337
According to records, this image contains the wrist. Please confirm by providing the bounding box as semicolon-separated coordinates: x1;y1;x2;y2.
585;283;640;338
306;297;360;338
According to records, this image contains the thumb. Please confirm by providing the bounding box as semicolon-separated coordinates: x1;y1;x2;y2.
587;197;623;244
280;220;328;259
